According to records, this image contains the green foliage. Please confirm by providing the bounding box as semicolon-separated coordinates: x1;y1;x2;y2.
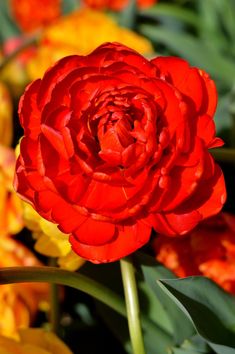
159;276;235;353
136;0;235;138
135;252;195;345
61;0;78;14
0;1;20;41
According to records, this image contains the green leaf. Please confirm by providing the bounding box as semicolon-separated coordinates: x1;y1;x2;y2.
171;334;211;354
0;1;20;42
138;24;235;86
172;349;205;354
159;276;235;347
142;317;174;354
135;252;195;345
209;342;235;354
182;335;209;351
197;0;227;51
138;280;173;335
81;259;173;354
95;302;132;354
215;94;232;133
213;0;235;46
97;300;174;354
119;0;137;29
139;4;200;27
61;0;78;14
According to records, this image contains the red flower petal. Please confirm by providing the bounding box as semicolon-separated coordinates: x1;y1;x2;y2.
87;42;157;77
152;56;203;113
19;79;41;139
73;218;116;246
196;114;224;148
35;190;85;233
192;164;226;219
198;69;218;116
70;220;151;263
37;55;85;108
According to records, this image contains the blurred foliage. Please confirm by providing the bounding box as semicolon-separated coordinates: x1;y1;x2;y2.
0;1;235;354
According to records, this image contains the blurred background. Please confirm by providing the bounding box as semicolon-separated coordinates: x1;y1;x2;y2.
0;1;235;353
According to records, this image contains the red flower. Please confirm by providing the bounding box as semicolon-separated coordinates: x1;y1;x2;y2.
14;42;226;263
11;0;61;33
153;213;235;294
83;0;156;11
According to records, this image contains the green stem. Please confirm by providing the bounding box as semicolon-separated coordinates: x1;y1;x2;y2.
48;258;60;334
120;257;146;354
0;266;126;317
0;265;167;346
210;148;235;164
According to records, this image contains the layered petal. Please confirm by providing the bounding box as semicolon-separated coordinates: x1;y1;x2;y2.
15;42;226;263
70;220;151;263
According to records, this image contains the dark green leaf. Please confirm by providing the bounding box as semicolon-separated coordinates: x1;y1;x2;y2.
135;252;195;345
139;4;199;27
209;342;235;354
159;277;235;347
119;0;137;29
171;334;211;354
81;258;173;354
96;302;131;354
138;280;173;335
96;286;174;354
181;335;211;353
62;0;78;14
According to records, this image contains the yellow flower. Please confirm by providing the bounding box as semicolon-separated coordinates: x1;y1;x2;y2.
0;237;48;339
0;49;30;99
0;145;23;236
27;8;153;80
0;81;13;147
0;328;73;354
23;203;85;271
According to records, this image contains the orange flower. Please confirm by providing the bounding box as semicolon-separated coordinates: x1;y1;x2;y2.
26;8;153;80
83;0;156;11
153;212;235;294
10;0;61;33
0;82;13;147
0;145;23;236
0;328;72;353
0;237;48;338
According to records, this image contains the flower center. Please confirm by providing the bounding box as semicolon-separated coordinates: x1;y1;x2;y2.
86;87;158;169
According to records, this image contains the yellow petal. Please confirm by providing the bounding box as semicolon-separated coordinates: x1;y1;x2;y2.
23;203;41;232
39;218;68;239
58;250;86;271
34;233;71;257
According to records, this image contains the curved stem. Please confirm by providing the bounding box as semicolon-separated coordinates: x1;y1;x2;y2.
210;148;235;164
0;265;164;346
120;257;146;354
0;266;126;317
